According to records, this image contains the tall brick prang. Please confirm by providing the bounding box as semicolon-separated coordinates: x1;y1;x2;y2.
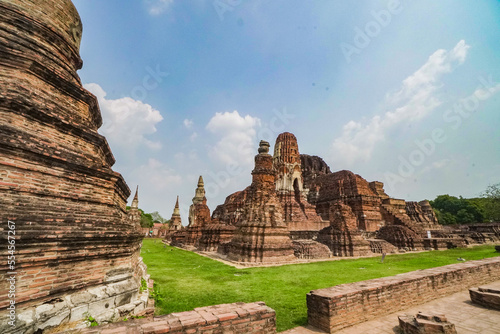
273;132;324;231
227;141;295;263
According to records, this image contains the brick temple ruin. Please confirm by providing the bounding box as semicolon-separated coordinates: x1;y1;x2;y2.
0;1;498;333
0;0;151;332
168;132;500;264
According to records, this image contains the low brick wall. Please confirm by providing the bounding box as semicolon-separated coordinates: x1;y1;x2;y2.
63;301;276;334
307;257;500;333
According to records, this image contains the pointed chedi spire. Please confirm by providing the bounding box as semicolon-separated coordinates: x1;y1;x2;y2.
193;175;206;205
170;195;182;229
172;195;181;217
131;185;139;209
188;176;211;228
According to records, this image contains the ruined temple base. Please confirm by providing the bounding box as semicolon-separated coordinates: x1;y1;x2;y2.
179;246;383;268
398;313;457;334
469;282;500;310
225;223;296;264
0;257;154;334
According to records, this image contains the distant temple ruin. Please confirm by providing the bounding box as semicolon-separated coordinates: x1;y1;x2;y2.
0;0;151;332
169;132;499;264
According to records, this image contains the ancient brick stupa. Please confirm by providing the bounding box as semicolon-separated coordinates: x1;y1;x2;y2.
170;196;183;230
184;181;210;247
163;196;183;242
189;176;237;251
227;141;295;263
188;176;211;228
0;0;149;332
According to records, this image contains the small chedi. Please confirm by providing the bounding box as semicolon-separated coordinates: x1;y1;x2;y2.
170;196;183;232
0;0;151;332
161;196;183;241
168;132;499;264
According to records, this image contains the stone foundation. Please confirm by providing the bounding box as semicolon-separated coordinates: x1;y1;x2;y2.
423;237;466;250
469;282;500;310
3;273;153;334
317;227;372;257
368;239;398;254
227;223;296;263
398;313;457;334
292;240;332;259
307;257;500;333
60;302;276;334
377;225;423;250
198;224;236;252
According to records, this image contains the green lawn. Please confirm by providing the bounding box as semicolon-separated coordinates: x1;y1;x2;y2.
141;239;499;332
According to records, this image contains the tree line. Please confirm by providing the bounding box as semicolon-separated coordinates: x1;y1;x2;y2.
429;183;500;225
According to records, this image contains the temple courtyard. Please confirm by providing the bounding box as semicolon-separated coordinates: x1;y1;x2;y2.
140;239;499;332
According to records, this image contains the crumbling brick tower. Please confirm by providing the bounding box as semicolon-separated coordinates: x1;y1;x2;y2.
273;132;323;230
188;176;211;228
317;202;372;257
0;1;149;332
184;176;211;246
227;141;295;263
170;196;183;229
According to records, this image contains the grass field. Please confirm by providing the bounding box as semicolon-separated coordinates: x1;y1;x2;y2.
141;239;499;332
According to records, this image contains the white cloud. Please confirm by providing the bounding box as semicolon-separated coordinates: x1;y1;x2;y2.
472;82;500;99
419;159;451;176
132;158;182;191
85;83;163;151
145;0;174;16
388;40;470;106
183;119;194;129
206;110;261;166
190;132;198;142
332;40;470;165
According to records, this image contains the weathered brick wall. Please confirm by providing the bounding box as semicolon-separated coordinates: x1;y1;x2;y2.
307;257;500;333
61;302;276;334
0;1;149;332
307;171;385;232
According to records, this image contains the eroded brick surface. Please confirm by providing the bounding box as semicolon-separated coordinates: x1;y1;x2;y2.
0;1;149;332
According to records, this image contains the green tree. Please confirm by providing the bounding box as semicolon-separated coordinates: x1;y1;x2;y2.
482;183;500;221
150;211;168;224
434;210;456;225
430;194;485;224
456;209;474;223
431;195;462;215
140;211;154;228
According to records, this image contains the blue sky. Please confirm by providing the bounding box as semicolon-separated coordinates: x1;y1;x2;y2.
72;0;500;223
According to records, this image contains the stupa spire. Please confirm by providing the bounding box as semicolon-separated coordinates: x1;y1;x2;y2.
172;196;180;216
192;175;207;205
131;186;139;209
